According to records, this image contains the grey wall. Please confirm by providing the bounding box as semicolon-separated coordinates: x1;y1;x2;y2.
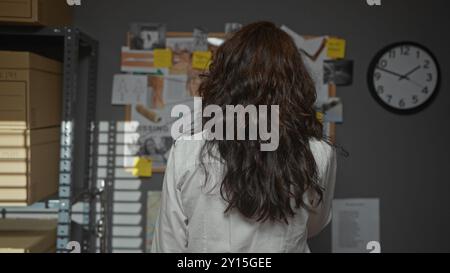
73;0;450;252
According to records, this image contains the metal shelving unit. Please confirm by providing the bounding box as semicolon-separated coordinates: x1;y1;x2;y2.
0;26;102;253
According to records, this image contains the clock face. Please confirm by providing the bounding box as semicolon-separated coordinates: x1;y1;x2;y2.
368;42;440;113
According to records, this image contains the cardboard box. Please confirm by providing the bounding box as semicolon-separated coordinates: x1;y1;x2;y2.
0;51;62;130
0;218;56;253
0;0;72;26
0;127;60;205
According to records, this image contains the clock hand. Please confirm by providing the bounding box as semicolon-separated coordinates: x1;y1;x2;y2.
405;78;425;89
375;66;405;78
399;65;421;81
376;66;424;88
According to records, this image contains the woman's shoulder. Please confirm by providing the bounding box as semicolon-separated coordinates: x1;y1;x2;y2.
173;131;206;151
309;138;335;169
172;135;334;159
170;131;207;169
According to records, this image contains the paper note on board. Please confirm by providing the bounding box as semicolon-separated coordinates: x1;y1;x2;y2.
111;74;148;105
192;51;212;70
153;49;173;68
322;97;343;123
280;25;330;106
332;199;380;253
132;157;153;177
327;38;346;59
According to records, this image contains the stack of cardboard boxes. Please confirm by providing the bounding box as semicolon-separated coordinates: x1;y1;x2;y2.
0;0;72;26
0;51;62;206
0;0;73;253
0;218;57;253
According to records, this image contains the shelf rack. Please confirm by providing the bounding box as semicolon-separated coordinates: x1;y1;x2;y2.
0;26;101;253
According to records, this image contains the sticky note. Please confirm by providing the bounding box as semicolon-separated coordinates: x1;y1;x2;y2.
153;49;172;68
316;112;324;123
132;157;152;177
327;38;346;59
192;51;212;70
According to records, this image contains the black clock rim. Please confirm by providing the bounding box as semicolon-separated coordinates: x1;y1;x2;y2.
367;41;441;115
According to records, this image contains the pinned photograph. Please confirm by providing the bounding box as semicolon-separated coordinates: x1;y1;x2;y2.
193;27;208;51
324;59;354;86
225;22;243;34
130;22;166;50
166;37;194;75
319;97;343;123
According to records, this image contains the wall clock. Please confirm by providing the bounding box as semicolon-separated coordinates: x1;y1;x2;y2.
367;42;440;114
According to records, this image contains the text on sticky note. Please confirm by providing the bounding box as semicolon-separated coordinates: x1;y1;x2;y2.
153;49;173;68
327;38;346;59
192;51;212;70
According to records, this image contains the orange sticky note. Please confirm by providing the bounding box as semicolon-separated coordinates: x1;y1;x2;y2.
153;49;172;68
192;51;212;70
132;157;152;177
327;38;346;59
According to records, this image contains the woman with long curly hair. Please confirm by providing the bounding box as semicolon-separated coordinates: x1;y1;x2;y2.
152;21;336;253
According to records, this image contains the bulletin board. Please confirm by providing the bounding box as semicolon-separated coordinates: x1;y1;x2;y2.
120;31;341;173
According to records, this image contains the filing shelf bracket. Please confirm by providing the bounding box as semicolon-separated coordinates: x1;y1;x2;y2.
83;36;100;253
99;122;117;253
56;27;80;253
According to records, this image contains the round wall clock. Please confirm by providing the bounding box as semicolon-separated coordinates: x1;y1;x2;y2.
367;42;440;114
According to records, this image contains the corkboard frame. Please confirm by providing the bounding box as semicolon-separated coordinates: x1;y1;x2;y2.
123;32;339;173
126;31;228;48
328;83;337;143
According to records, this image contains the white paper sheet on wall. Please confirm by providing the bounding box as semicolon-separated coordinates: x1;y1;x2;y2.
332;198;380;253
112;74;149;105
280;25;330;106
323;97;343;123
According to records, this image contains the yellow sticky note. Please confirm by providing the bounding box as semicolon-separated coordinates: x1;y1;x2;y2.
153;49;172;68
327;38;346;59
316;112;324;123
132;157;152;177
192;51;212;70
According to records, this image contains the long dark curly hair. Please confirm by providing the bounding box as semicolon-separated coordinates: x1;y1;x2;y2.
198;21;326;223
